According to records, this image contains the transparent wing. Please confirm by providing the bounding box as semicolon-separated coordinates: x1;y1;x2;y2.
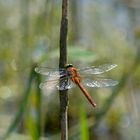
39;79;59;89
78;64;117;75
57;78;76;90
40;77;75;90
82;78;118;88
35;66;67;78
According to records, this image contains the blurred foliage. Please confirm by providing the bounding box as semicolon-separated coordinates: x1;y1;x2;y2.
0;0;140;140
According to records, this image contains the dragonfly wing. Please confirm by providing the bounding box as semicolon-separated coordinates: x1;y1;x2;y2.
39;79;59;89
78;64;117;75
82;78;118;88
57;79;75;90
35;66;67;78
39;78;75;90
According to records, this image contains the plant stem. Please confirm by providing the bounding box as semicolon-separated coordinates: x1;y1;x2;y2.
59;0;68;67
59;0;69;140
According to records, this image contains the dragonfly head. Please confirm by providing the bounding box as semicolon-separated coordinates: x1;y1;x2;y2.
64;64;73;68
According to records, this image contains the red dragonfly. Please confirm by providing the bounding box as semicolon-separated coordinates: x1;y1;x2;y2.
35;64;118;108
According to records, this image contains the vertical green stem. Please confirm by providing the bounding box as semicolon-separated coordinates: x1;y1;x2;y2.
35;72;42;138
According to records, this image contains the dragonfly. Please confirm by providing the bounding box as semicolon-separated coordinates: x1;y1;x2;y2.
35;64;118;108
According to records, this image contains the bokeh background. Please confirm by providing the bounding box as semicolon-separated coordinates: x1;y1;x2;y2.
0;0;140;140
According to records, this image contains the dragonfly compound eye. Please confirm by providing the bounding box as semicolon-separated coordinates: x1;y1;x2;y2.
65;64;73;68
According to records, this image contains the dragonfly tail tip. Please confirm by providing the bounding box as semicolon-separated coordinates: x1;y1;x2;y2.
92;103;97;108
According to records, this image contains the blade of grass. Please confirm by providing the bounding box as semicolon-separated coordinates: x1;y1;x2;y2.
79;106;89;140
25;73;42;140
35;73;42;137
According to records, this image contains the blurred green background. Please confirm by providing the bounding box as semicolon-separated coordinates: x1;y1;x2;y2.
0;0;140;140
